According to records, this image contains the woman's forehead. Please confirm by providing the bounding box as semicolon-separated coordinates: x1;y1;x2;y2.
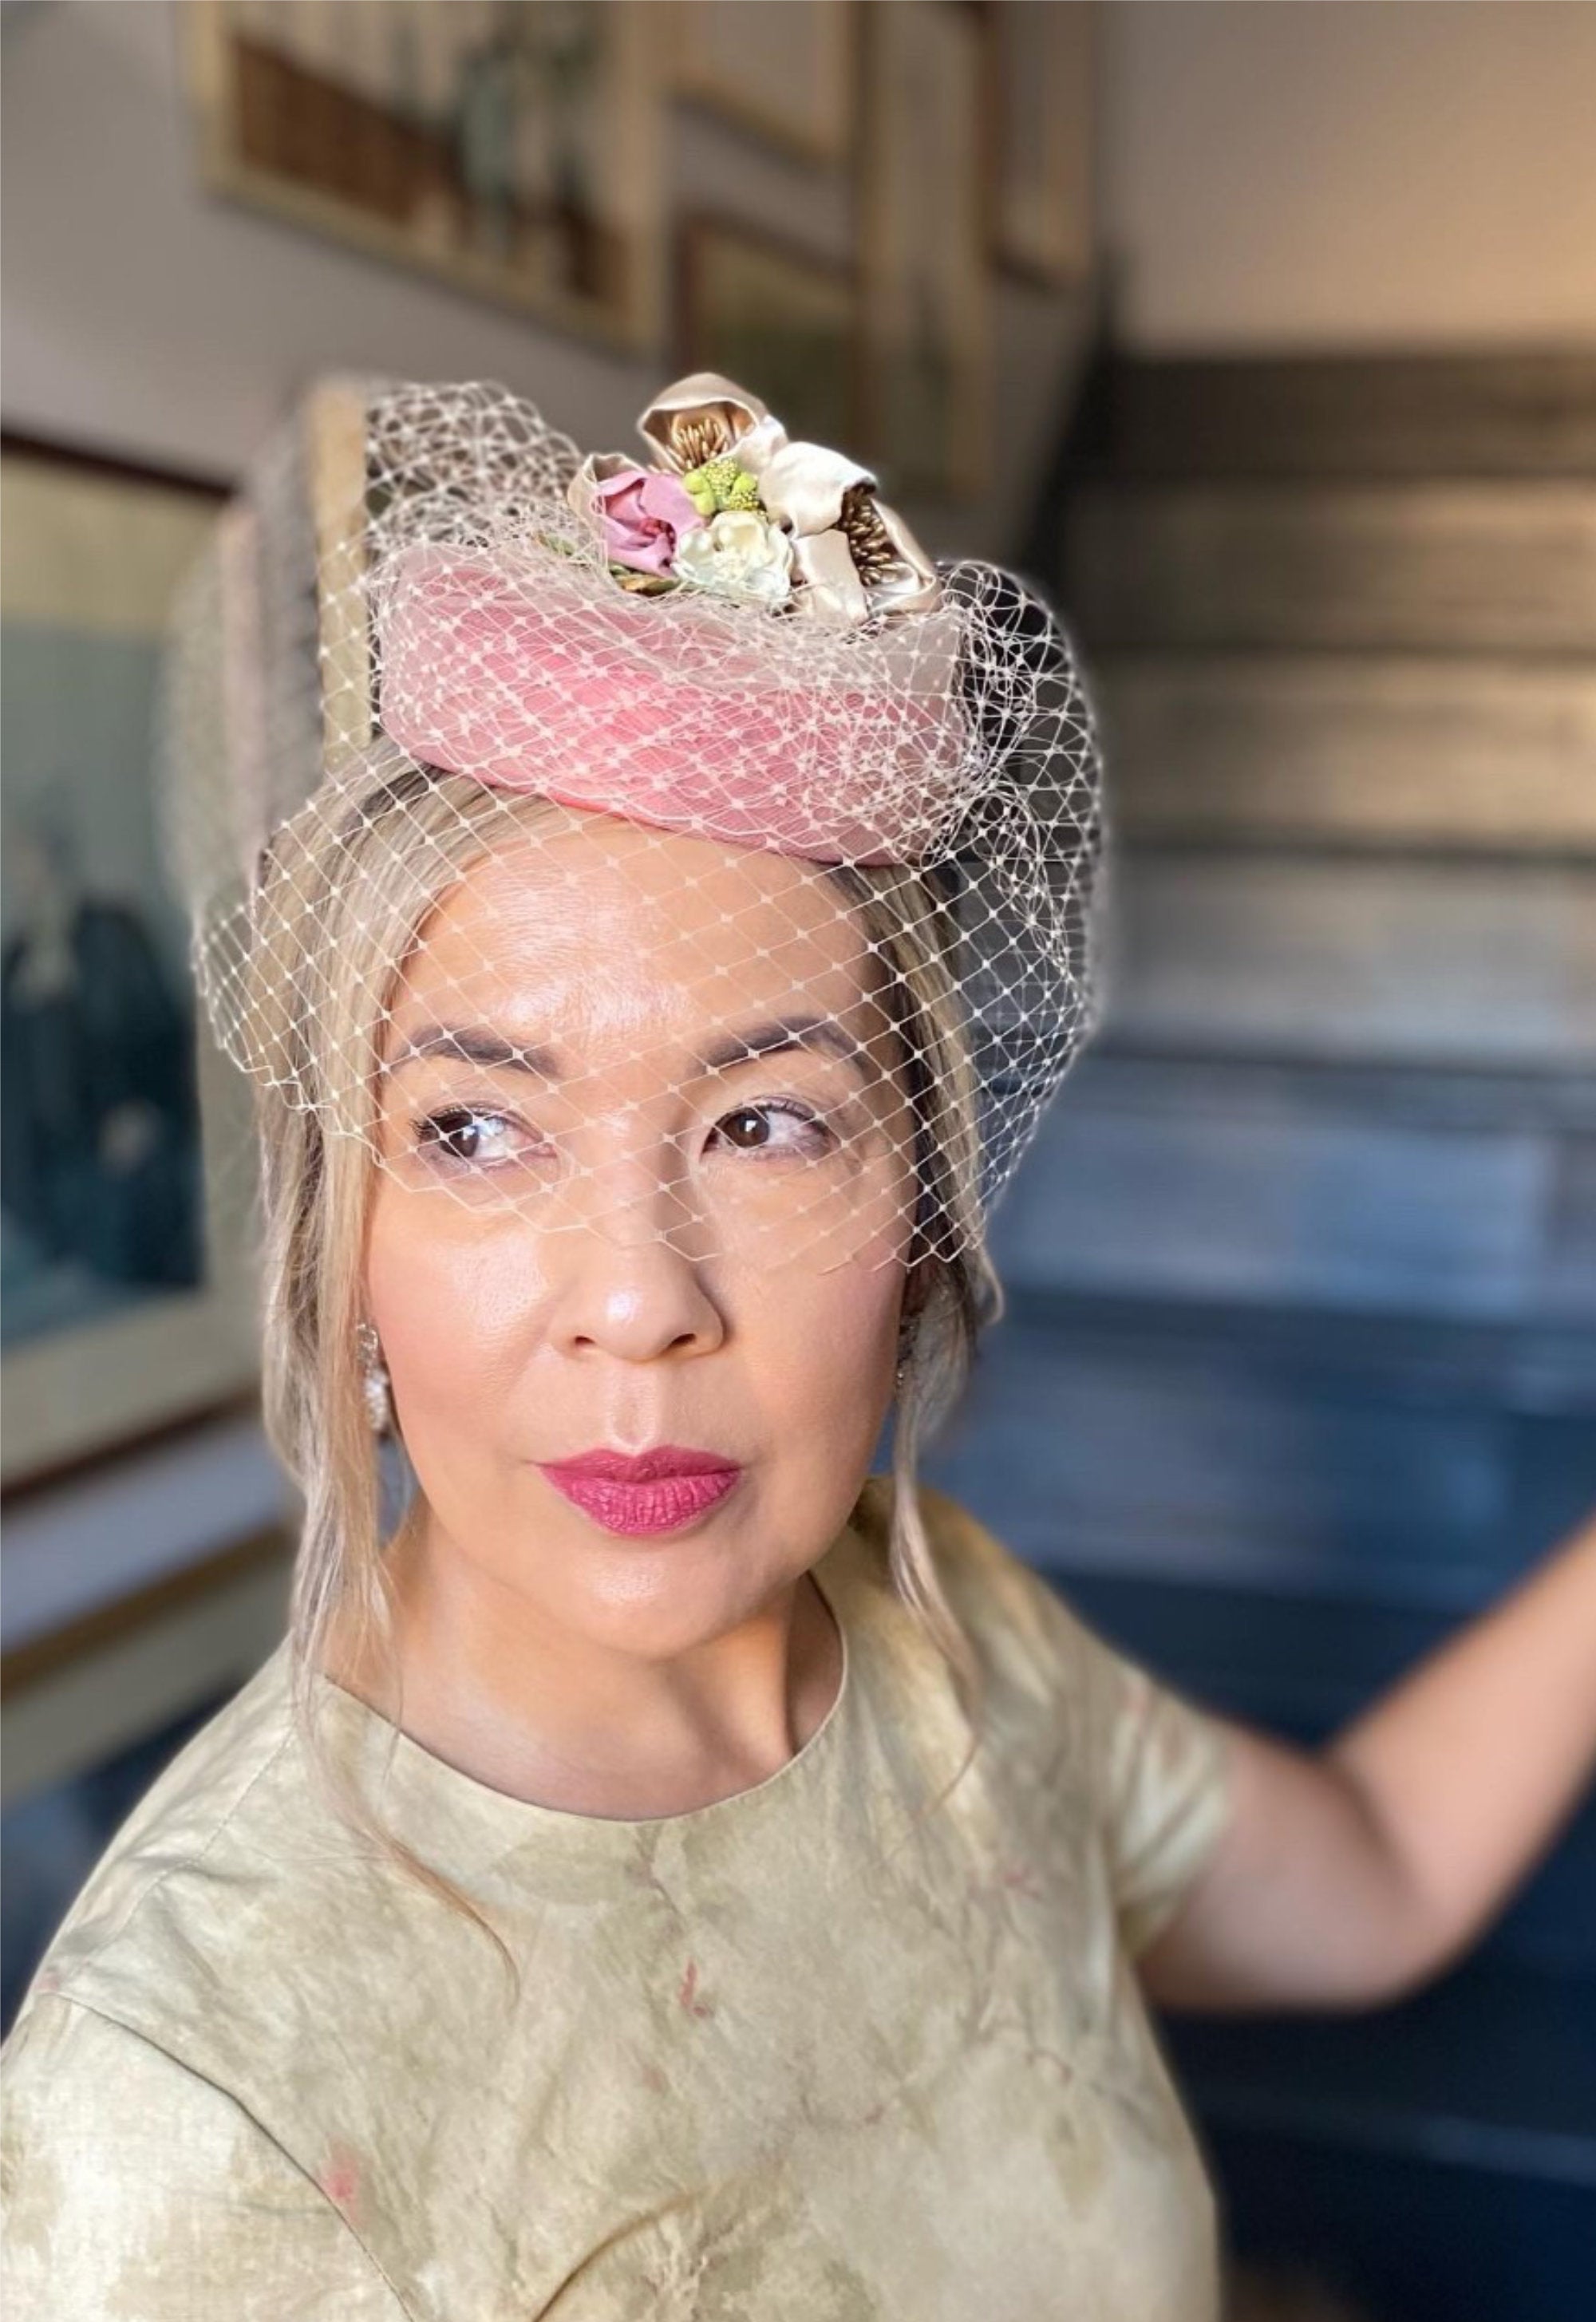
388;819;883;1052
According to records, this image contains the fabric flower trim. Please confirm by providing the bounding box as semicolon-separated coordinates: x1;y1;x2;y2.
566;372;942;628
674;509;793;606
591;465;703;577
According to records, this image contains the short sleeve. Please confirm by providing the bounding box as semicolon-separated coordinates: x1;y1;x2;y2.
0;1996;406;2322
915;1482;1236;1957
1078;1614;1235;1956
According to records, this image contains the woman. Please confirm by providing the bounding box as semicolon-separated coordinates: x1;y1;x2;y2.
2;373;1592;2320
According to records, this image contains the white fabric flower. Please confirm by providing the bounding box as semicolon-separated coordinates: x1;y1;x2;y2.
673;509;794;606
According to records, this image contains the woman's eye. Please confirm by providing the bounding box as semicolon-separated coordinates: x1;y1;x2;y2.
709;1100;834;1157
413;1106;529;1167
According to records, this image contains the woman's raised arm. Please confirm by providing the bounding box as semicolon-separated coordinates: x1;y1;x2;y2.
1138;1507;1596;2012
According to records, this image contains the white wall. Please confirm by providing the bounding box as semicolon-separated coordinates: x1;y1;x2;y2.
1099;0;1596;352
0;0;1089;1641
0;0;1085;559
8;2;1593;538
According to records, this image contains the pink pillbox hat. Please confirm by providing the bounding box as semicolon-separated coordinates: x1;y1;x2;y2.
373;540;976;867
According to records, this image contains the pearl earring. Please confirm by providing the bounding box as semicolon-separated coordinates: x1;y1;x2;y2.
355;1320;393;1436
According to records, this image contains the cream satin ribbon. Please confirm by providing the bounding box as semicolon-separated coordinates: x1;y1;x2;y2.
569;371;942;629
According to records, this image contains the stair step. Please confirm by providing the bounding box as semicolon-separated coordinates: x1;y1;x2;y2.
1089;654;1596;855
1169;1963;1596;2182
1087;350;1596;481
988;1080;1592;1329
1064;482;1596;655
1099;851;1596;1067
928;1321;1596;1613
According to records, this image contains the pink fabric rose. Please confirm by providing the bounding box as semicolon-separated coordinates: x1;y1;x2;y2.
595;465;703;574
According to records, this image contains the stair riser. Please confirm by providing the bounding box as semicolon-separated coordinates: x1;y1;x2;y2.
1096;351;1596;481
1096;853;1596;1067
994;1100;1592;1329
1089;655;1596;853
1066;484;1596;654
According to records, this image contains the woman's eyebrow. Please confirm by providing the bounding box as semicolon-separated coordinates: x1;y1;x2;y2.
699;1014;883;1087
383;1013;882;1086
382;1025;557;1077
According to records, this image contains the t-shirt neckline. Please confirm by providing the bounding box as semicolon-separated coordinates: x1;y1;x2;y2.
307;1518;858;1856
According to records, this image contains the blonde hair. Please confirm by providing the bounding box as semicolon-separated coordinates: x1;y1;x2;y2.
250;747;1002;1992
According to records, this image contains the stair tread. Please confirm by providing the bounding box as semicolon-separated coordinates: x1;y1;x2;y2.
1088;650;1596;855
1092;851;1596;1070
1063;480;1596;655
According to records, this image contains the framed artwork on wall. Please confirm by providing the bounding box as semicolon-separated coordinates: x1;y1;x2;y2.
0;440;260;1491
859;0;991;503
989;0;1095;286
679;215;859;450
674;0;856;166
183;0;666;351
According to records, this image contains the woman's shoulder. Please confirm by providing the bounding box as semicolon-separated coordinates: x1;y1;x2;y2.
2;1637;364;2078
10;1640;298;2005
0;1642;421;2310
850;1474;1236;1953
847;1471;1103;1693
1;1988;407;2319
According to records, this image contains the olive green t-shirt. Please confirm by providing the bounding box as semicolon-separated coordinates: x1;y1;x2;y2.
1;1477;1234;2320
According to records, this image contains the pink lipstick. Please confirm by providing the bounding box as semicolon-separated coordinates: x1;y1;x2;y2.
537;1446;743;1537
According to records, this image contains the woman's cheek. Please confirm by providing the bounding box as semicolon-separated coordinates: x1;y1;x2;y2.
366;1197;547;1426
753;1265;901;1436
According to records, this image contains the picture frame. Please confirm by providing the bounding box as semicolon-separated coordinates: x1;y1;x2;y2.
858;0;991;503
674;0;857;167
988;0;1096;286
678;215;860;452
182;0;666;353
1;437;261;1491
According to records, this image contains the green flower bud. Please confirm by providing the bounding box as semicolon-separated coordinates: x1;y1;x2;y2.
683;454;757;514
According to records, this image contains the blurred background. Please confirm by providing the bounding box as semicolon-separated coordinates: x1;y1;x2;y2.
2;4;1593;2315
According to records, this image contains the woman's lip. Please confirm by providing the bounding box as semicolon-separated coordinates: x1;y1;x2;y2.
538;1465;742;1538
543;1446;740;1482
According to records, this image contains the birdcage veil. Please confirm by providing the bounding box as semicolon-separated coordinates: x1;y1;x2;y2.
157;369;1103;1279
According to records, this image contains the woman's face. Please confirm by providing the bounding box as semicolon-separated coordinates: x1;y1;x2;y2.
363;812;919;1659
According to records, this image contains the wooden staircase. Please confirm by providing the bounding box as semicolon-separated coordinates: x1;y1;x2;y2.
924;350;1596;2320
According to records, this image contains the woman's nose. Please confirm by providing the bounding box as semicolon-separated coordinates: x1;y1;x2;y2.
547;1237;727;1364
543;1151;727;1364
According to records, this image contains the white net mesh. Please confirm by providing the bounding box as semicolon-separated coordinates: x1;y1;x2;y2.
158;372;1103;1279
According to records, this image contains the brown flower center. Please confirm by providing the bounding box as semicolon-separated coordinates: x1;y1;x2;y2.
667;413;733;471
839;485;900;583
